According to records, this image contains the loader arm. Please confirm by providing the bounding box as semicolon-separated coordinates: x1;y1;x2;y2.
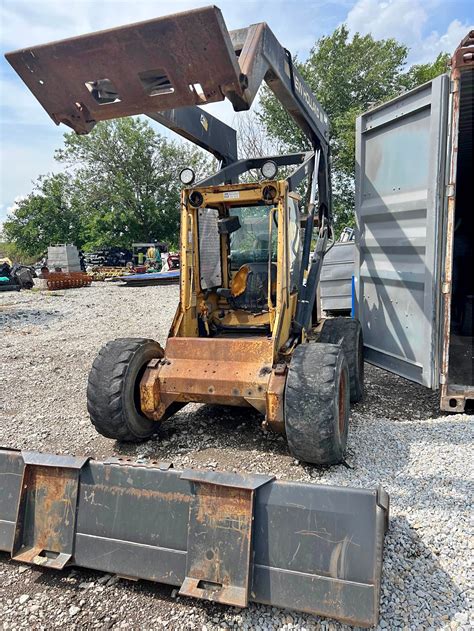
4;7;328;175
4;6;329;154
148;107;237;167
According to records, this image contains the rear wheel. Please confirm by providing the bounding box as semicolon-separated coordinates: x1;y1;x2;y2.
87;338;164;442
319;317;364;402
285;342;350;465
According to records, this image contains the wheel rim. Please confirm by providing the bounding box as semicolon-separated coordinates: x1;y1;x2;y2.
133;361;153;421
338;369;347;435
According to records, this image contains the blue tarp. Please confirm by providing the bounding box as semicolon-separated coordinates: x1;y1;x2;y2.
120;270;180;286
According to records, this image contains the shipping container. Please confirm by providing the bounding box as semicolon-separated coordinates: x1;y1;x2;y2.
355;32;473;412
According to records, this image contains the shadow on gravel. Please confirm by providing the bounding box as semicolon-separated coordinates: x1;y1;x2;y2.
355;364;442;421
0;306;64;330
114;402;290;462
0;516;468;630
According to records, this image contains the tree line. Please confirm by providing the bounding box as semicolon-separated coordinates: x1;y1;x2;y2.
2;26;449;258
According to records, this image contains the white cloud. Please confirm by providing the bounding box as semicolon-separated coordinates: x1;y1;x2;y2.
346;0;427;43
419;18;473;63
346;0;473;63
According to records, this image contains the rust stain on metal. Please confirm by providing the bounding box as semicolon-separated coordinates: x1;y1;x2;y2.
265;367;287;433
194;483;252;533
45;272;92;290
181;480;255;607
5;6;245;134
140;337;274;420
12;465;77;567
83;483;190;504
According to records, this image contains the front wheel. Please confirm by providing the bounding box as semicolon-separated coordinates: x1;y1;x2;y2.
285;342;350;465
87;338;164;442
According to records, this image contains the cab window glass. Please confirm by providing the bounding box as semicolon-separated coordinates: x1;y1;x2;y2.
229;206;277;269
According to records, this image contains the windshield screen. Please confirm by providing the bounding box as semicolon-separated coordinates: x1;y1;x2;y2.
229;206;277;270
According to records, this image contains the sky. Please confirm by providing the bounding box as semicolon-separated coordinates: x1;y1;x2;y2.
0;0;473;226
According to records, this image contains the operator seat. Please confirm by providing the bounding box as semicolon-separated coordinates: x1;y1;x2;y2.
229;262;276;312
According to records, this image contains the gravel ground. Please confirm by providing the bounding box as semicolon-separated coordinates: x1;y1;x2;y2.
0;283;472;631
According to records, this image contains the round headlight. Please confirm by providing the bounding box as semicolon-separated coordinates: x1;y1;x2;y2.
179;167;195;185
260;160;278;180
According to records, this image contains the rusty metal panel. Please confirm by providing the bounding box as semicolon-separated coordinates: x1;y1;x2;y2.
264;367;286;433
45;272;92;290
140;337;273;417
0;448;389;627
180;470;273;607
11;452;88;569
165;336;273;363
355;75;449;387
5;6;244;133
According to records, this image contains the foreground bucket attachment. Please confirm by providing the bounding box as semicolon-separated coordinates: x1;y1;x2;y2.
0;448;389;627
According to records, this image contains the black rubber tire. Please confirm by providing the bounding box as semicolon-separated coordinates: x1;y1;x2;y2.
87;338;164;442
319;317;364;402
285;342;350;465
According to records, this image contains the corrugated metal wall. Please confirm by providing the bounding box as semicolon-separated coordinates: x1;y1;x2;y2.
355;75;449;387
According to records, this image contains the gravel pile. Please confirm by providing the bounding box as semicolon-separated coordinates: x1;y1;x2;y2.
1;284;472;630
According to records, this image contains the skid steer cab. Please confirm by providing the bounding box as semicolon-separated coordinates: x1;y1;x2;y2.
88;156;364;465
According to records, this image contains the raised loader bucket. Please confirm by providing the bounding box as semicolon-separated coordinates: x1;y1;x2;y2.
0;448;389;627
5;6;246;134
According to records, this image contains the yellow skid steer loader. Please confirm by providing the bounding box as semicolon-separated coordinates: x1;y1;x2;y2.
2;7;388;626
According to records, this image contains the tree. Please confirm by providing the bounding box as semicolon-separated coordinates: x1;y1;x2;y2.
402;52;450;90
56;118;212;249
259;26;448;234
3;173;82;258
234;111;284;159
4;118;213;256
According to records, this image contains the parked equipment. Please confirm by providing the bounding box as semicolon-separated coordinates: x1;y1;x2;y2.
46;10;367;466
132;242;167;268
5;7;388;625
43;271;92;290
321;231;356;316
355;31;474;412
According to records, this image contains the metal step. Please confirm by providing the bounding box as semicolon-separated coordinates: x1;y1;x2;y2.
0;448;389;627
